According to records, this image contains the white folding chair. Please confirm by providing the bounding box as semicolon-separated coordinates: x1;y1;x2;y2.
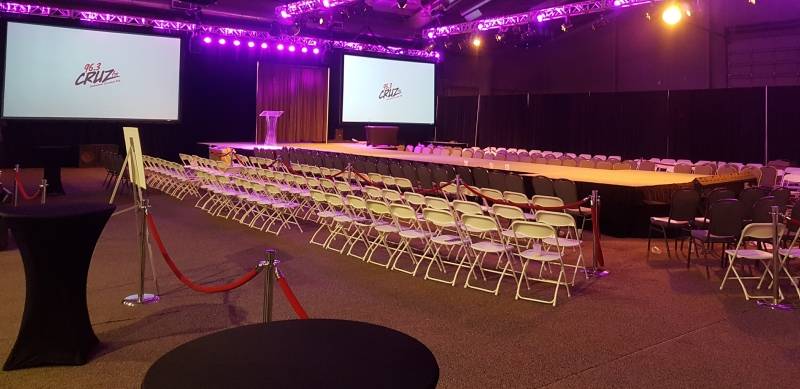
510;221;571;306
721;223;786;300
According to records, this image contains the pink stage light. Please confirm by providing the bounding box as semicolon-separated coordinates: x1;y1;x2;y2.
613;0;622;6
261;42;268;49
288;45;296;52
218;38;226;45
312;47;320;55
277;43;285;50
247;41;255;48
301;46;308;53
280;10;290;18
233;39;241;46
323;0;331;7
202;36;212;44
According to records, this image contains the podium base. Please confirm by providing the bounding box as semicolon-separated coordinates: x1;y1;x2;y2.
122;293;160;307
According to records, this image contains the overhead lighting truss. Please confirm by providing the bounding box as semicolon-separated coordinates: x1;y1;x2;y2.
275;0;359;19
424;0;661;39
0;1;439;60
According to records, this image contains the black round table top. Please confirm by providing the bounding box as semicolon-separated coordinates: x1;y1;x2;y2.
142;319;439;389
0;203;115;219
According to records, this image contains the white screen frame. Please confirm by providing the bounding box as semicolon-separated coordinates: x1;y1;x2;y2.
341;54;436;125
1;21;183;122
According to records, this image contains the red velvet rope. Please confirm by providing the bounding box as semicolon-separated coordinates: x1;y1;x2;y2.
146;213;263;293
14;174;41;200
277;274;309;319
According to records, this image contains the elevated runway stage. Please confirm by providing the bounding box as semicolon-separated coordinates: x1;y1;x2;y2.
199;141;754;237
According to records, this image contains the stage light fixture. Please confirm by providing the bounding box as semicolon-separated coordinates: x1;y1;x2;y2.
495;32;503;42
301;46;308;53
313;47;320;54
613;0;622;6
202;36;212;44
471;36;482;47
261;42;268;49
397;0;407;9
280;9;290;18
288;44;296;52
218;37;226;45
277;43;285;50
662;4;682;25
323;0;331;7
247;41;255;48
233;39;241;46
748;0;756;4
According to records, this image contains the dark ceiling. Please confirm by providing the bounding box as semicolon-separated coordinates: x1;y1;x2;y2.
36;0;549;46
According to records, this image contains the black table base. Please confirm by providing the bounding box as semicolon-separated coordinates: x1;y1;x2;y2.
2;203;114;370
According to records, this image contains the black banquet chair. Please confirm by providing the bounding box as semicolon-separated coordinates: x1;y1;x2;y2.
455;166;474;186
687;199;743;272
505;174;525;194
647;189;700;260
472;168;490;188
531;175;555;196
416;165;434;190
488;171;506;191
554;178;592;232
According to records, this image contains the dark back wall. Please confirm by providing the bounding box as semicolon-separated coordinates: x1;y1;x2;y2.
437;86;798;165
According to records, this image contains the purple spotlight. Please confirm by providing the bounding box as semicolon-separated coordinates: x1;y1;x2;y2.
218;38;226;45
322;0;331;7
312;47;320;55
202;36;212;44
277;43;285;51
280;9;290;18
288;45;296;52
427;31;434;39
434;52;441;59
247;41;255;48
536;13;544;22
613;0;622;6
233;39;241;46
261;42;268;49
301;46;308;53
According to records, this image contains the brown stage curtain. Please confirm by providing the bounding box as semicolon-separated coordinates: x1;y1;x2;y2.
256;62;328;143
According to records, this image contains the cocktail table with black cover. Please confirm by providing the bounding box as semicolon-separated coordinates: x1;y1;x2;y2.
142;319;439;389
2;203;115;370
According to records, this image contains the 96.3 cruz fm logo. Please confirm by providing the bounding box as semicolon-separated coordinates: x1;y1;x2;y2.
378;82;402;101
75;62;120;88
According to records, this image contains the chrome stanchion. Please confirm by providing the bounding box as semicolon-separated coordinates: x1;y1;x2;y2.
263;249;278;323
13;164;19;207
40;179;48;205
122;198;160;306
758;206;792;310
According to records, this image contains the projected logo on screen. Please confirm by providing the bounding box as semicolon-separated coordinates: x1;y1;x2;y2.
378;83;402;101
75;62;121;88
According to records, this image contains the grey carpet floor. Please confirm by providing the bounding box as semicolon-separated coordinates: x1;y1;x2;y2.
1;168;798;388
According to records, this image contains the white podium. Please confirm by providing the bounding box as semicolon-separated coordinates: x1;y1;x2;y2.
258;110;284;145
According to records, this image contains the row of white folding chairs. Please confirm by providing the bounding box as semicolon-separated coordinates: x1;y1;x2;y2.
143;155;199;200
305;187;586;305
192;171;305;235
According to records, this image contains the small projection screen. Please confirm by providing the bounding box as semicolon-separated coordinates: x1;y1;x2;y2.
341;54;435;124
2;22;181;120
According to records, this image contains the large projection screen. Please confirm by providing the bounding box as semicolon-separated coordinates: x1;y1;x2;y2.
342;54;435;124
2;22;181;120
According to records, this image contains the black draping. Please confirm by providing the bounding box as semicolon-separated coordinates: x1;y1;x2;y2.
435;96;479;146
476;94;530;148
667;88;765;164
766;86;800;165
469;87;774;162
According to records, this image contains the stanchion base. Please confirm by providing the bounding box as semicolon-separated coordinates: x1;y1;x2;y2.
122;293;160;307
756;300;793;311
582;268;610;278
